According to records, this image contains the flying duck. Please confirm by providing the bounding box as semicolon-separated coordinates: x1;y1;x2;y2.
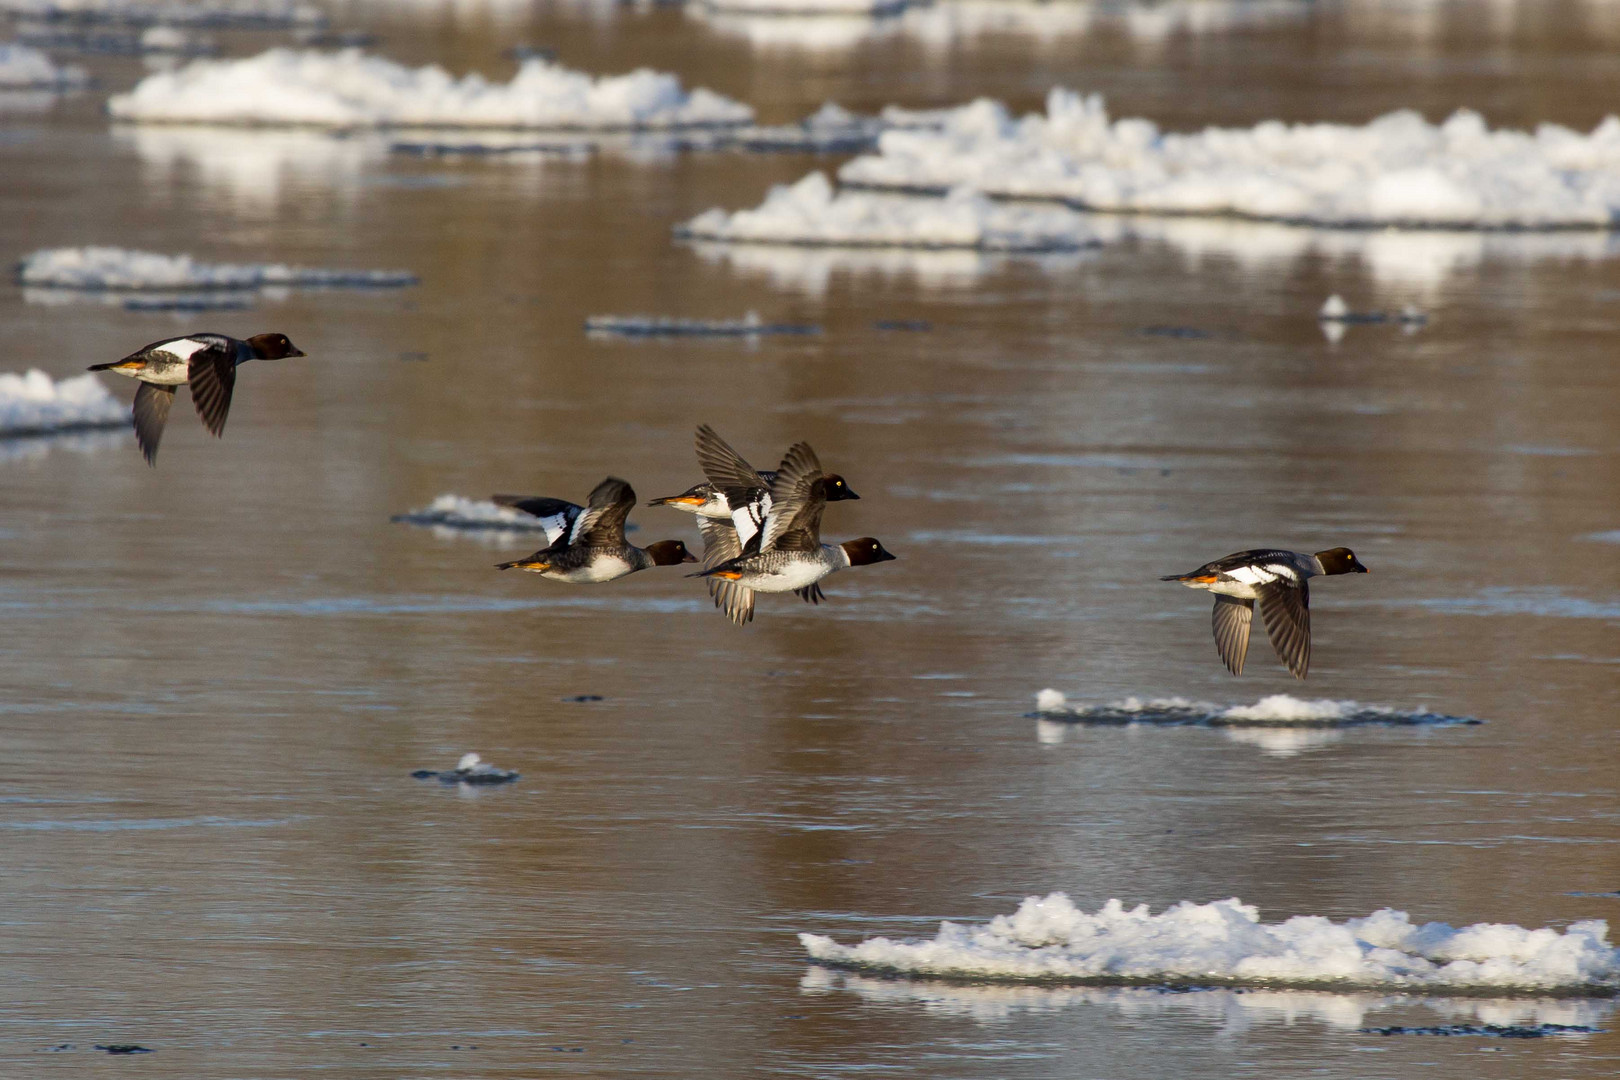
1161;547;1369;679
496;477;695;583
692;441;894;624
89;332;306;465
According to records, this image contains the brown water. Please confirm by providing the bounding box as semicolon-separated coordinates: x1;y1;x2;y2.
3;0;1619;1074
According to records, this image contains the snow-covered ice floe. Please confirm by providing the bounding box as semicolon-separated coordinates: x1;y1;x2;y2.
701;0;908;12
0;41;88;87
802;966;1616;1033
0;0;324;26
1032;689;1478;728
840;90;1620;229
108;48;754;130
585;312;820;338
678;172;1097;250
18;246;416;290
802;893;1620;994
391;495;559;536
0;370;128;439
722;102;889;153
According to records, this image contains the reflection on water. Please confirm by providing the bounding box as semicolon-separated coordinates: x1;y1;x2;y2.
692;0;1307;54
116;126;385;209
803;967;1618;1032
687;237;1091;294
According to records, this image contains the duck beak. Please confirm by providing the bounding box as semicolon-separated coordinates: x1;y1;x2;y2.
682;551;698;564
289;348;307;357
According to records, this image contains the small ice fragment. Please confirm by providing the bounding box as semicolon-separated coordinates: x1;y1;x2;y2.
1034;688;1067;713
18;246;416;291
413;752;519;785
0;370;129;438
583;313;820;337
1319;294;1350;321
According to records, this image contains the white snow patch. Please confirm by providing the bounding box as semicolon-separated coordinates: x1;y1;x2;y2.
0;0;324;26
0;370;128;437
1032;690;1474;728
701;0;906;13
802;893;1620;992
841;91;1620;228
0;41;87;87
679;172;1096;251
108;48;753;130
18;246;415;290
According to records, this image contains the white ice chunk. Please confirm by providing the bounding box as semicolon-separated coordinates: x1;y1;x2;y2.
840;90;1620;228
700;0;907;12
1319;293;1349;320
1034;688;1067;712
0;41;87;88
18;246;416;290
678;172;1096;251
0;0;324;26
0;370;128;437
391;495;558;533
802;894;1620;992
108;47;753;130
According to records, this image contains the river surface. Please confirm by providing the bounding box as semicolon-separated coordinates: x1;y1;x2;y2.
3;0;1619;1075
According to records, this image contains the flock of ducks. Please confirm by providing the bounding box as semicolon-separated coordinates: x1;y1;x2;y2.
90;331;1369;674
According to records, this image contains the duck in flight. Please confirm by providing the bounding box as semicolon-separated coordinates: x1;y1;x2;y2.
650;423;858;526
89;332;306;465
1161;547;1368;679
692;440;894;624
496;477;696;583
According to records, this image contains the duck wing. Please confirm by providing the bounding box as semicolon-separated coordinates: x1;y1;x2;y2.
1211;595;1254;676
491;495;583;547
187;342;238;438
698;517;756;625
570;477;636;547
1257;579;1311;679
132;382;175;466
761;442;827;554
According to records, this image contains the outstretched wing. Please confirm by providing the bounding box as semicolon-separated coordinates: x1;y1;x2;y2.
132;382;175;466
570;477;636;547
761;442;826;553
1257;579;1311;680
1211;595;1254;676
698;517;756;625
695;424;765;492
187;343;237;438
492;495;582;547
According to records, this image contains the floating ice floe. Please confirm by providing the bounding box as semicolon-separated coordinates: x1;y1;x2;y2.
411;752;519;786
0;40;88;87
802;893;1620;993
108;48;754;130
840;90;1620;229
1032;689;1478;729
1318;293;1427;325
0;370;129;439
0;0;325;27
802;966;1617;1033
679;172;1097;251
390;495;560;536
585;311;820;338
18;246;416;290
699;0;909;13
723;102;889;153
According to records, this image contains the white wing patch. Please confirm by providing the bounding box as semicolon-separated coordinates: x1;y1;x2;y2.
731;493;770;550
160;337;214;363
537;510;576;546
1225;564;1289;586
